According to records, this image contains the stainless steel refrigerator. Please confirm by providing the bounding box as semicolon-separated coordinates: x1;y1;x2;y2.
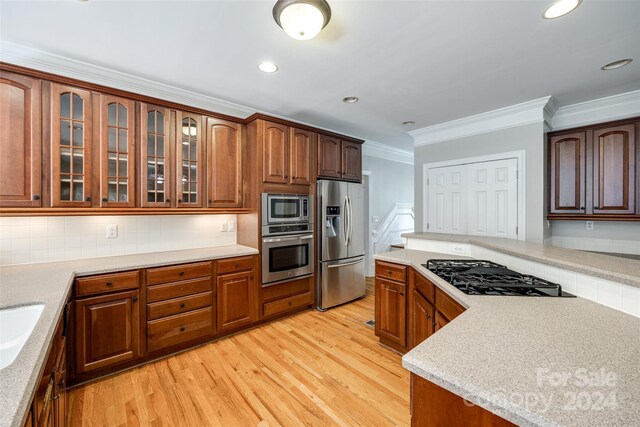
317;179;365;310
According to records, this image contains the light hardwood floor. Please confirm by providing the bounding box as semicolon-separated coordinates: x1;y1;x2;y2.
68;278;410;426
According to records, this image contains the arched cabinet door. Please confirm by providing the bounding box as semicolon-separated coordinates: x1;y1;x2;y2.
289;128;315;186
50;83;93;207
206;117;243;207
593;124;636;215
141;104;173;208
176;112;204;208
99;95;136;207
549;132;586;214
262;121;289;184
0;71;42;207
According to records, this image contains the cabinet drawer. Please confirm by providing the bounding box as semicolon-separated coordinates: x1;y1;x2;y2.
146;261;212;285
435;288;465;322
75;270;140;297
217;256;254;274
263;292;311;317
147;291;213;320
414;271;435;304
375;261;407;283
147;277;212;302
147;307;214;352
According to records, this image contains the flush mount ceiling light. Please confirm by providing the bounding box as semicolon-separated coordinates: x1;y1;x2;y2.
342;96;359;104
402;121;416;126
273;0;331;41
258;62;279;73
601;58;633;70
542;0;582;19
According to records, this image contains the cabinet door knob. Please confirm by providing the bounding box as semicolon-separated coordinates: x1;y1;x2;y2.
178;198;182;203
180;327;186;332
426;314;431;319
580;206;585;210
399;291;405;296
132;296;138;302
386;269;392;274
102;197;108;202
33;195;40;200
85;196;92;202
209;199;213;204
284;175;288;179
180;303;186;308
105;282;113;287
292;176;296;180
234;263;239;268
179;271;185;276
166;198;171;203
288;301;293;306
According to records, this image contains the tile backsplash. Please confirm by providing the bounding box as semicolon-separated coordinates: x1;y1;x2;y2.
0;215;237;266
544;236;640;255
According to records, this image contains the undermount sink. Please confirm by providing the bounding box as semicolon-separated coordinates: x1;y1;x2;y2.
0;304;44;369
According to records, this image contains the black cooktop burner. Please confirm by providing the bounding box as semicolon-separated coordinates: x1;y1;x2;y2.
423;259;575;297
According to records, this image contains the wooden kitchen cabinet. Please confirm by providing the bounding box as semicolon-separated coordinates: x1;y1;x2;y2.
547;118;639;220
375;274;407;351
206;117;243;207
216;256;256;332
411;289;435;348
549;131;586;214
176;111;204;208
97;95;136;207
74;289;140;374
289;127;315;186
593;123;636;215
317;134;362;182
263;120;290;184
140;103;173;207
49;83;94;207
0;71;42;207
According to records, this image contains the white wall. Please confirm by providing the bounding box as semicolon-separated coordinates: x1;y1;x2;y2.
0;214;237;266
414;123;547;243
363;155;414;222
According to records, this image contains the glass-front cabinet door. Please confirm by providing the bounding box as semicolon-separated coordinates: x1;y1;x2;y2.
50;84;93;207
176;112;203;208
141;104;173;207
100;95;136;207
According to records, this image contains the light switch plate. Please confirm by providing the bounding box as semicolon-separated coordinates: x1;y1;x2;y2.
586;221;594;231
372;216;380;223
106;224;118;239
228;220;236;232
220;222;228;232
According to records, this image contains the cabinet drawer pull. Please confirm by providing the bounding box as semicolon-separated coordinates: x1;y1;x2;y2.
105;282;113;287
234;263;239;268
180;303;186;308
179;327;186;332
386;269;392;274
179;271;185;276
132;296;138;302
288;301;293;306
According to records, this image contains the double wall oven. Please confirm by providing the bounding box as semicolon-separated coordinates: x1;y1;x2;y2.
261;194;314;286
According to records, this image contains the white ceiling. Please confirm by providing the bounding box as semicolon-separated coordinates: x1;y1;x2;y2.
1;0;639;151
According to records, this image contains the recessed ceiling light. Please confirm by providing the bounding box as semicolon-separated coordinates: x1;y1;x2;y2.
542;0;581;19
601;58;633;71
402;121;416;126
258;62;279;73
342;96;359;104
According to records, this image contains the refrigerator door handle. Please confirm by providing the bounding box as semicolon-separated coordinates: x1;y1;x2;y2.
348;195;353;246
343;195;349;247
327;258;364;269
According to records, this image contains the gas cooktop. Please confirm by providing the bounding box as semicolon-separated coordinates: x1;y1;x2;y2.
423;259;576;297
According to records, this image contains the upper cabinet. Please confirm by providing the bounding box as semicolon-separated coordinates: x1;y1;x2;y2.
317;134;362;183
98;95;136;207
548;118;639;220
206;117;243;207
176;112;204;208
0;71;42;207
263;121;289;185
50;83;94;207
290;128;315;186
140;104;173;208
592;123;636;215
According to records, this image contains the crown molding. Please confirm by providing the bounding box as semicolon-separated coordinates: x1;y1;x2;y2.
0;41;255;119
362;140;414;165
410;96;553;147
551;90;640;130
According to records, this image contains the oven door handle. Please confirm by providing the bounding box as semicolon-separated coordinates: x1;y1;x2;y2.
263;234;313;243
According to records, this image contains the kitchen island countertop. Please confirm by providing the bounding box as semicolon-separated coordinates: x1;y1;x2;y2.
375;249;640;427
0;245;259;427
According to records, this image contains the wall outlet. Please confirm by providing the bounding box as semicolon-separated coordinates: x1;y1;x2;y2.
452;244;466;255
220;222;228;232
106;224;118;239
227;220;236;232
372;216;380;223
586;221;594;231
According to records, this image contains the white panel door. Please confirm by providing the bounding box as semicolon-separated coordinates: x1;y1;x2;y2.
427;165;466;234
467;158;518;239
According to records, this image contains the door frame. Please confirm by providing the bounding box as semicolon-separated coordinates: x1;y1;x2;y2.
362;170;374;276
422;150;526;240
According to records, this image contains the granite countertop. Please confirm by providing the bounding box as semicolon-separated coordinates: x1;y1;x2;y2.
375;249;640;427
0;245;259;427
402;232;640;288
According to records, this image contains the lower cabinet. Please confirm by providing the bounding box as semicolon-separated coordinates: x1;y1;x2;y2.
411;373;515;427
217;270;255;331
411;289;435;348
375;277;407;350
260;275;314;319
74;289;140;374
